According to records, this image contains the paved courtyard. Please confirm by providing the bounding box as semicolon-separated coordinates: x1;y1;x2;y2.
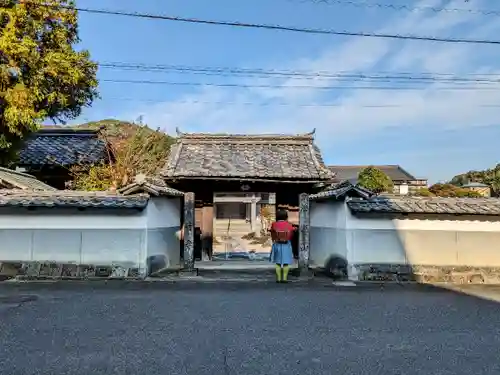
0;283;500;375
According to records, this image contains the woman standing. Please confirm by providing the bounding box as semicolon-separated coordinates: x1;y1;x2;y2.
269;209;296;283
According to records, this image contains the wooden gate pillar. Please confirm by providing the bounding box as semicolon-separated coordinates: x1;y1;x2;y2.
201;203;214;260
298;193;311;275
183;192;195;272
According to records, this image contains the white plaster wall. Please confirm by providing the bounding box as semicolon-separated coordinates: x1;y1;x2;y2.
0;208;146;229
310;201;346;228
347;212;500;232
345;209;500;268
309;200;500;276
146;196;181;228
145;197;182;271
0;208;147;272
0;198;184;276
309;201;348;268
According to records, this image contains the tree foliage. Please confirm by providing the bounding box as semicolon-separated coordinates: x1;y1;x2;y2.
0;0;98;163
70;120;175;191
412;187;433;197
415;183;483;198
357;166;393;194
450;164;499;196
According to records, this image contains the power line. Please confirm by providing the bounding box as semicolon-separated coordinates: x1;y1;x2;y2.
108;98;404;106
290;0;500;17
100;78;500;90
102;97;500;107
30;2;500;45
97;61;500;77
98;62;500;84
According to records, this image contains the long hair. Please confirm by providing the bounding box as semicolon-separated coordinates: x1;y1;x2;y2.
276;209;288;221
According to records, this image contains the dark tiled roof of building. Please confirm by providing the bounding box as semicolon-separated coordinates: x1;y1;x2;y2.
328;165;418;182
0;168;56;191
0;190;149;209
118;174;184;197
18;128;109;167
347;196;500;216
161;128;332;182
309;180;374;201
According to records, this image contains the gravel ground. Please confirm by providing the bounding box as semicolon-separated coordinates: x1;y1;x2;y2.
0;283;499;375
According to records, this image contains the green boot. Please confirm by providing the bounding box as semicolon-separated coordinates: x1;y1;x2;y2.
275;264;282;283
282;265;290;283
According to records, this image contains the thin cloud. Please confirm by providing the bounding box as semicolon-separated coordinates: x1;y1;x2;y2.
123;0;500;151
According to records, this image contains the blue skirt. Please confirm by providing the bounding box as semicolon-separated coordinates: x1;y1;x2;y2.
270;241;294;266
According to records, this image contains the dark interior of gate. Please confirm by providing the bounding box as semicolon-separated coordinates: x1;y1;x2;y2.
162;129;332;266
176;181;305;262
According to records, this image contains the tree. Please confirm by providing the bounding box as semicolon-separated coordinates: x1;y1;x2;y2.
450;164;499;196
426;183;483;198
412;187;433;197
0;0;98;163
357;166;393;194
71;120;175;191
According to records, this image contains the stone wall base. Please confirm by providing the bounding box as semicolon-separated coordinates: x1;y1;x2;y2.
0;261;144;280
4;261;498;285
350;263;500;284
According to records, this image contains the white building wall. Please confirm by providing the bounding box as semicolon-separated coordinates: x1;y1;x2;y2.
346;211;500;264
0;209;145;229
346;207;500;281
146;196;180;227
309;200;500;283
345;208;406;267
309;201;348;268
0;196;183;278
145;197;182;273
0;207;147;276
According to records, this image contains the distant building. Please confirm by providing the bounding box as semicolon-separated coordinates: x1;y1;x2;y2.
15;128;112;189
461;182;491;197
328;165;427;195
0;167;56;191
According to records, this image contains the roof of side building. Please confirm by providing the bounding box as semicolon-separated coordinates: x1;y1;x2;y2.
328;165;420;182
17;128;110;167
0;167;57;191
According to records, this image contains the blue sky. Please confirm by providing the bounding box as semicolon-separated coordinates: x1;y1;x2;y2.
73;0;500;183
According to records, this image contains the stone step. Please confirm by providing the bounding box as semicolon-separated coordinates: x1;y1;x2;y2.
214;223;253;229
214;223;257;228
214;221;252;227
214;221;248;226
195;261;301;279
214;232;256;237
214;228;253;233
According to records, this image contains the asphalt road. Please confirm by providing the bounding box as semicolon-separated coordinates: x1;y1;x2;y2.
1;283;500;375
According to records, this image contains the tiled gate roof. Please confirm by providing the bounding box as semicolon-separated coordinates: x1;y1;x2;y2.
162;128;332;182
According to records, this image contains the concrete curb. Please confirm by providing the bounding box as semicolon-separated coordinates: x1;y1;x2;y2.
0;276;459;293
0;280;329;292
